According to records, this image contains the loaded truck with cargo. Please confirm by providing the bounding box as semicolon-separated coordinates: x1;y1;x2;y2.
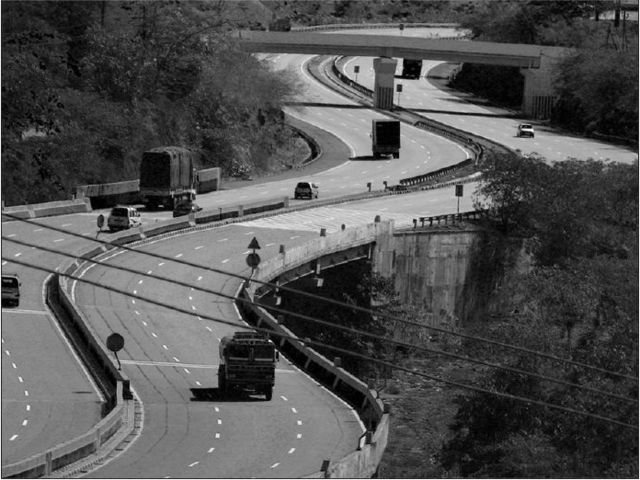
218;331;278;400
371;119;401;158
139;146;197;210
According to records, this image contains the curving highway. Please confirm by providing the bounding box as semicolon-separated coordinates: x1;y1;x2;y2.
2;25;636;477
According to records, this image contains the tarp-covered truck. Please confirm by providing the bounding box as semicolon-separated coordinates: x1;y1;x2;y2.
372;119;401;159
218;332;278;400
139;146;197;210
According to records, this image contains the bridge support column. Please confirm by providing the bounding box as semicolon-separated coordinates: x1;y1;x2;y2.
520;47;567;119
373;57;398;110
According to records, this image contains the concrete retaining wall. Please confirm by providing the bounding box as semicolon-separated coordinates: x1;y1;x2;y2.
2;198;92;222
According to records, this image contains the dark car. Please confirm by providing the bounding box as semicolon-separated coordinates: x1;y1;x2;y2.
173;201;202;218
294;181;319;200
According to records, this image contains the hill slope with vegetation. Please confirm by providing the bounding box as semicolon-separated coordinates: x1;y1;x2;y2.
1;1;303;205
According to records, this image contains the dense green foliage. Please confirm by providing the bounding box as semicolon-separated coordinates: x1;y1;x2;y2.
452;0;638;142
439;154;639;478
2;1;301;205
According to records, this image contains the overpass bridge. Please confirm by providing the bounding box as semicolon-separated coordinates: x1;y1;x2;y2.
237;30;567;118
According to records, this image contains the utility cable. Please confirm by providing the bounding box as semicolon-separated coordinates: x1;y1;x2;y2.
2;235;638;406
3;253;637;431
2;212;637;382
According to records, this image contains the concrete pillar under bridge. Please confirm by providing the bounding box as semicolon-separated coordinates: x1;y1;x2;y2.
520;46;569;119
373;57;398;110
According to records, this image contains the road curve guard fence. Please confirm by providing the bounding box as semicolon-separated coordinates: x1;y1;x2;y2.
240;220;394;478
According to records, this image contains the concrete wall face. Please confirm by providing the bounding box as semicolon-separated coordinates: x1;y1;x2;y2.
521;46;569;119
373;229;483;335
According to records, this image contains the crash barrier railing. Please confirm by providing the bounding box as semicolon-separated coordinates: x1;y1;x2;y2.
240;220;393;478
409;209;487;229
293;22;460;32
0;274;131;479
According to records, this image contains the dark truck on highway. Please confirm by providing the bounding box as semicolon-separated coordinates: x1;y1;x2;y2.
218;331;278;400
372;119;401;158
139;146;197;210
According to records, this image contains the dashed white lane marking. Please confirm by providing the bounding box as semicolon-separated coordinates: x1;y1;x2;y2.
6;233;16;238
12;363;17;369
271;463;280;469
175;253;183;258
151;332;158;338
9;435;18;441
33;228;43;232
132;299;136;304
14;252;22;257
18;376;23;383
214;407;220;412
297;433;302;439
266;243;275;247
218;238;228;242
195;246;204;250
158;262;165;266
138;280;143;284
142;321;148;326
188;461;199;468
244;231;255;235
221;259;229;264
215;433;220;439
206;327;212;332
162;345;168;350
61;223;72;227
296;420;302;426
197;276;203;281
288;448;295;454
53;239;64;243
208;447;215;453
217;419;222;425
5;350;10;356
147;270;153;274
135;310;140;315
173;357;180;362
24;390;29;397
22;419;28;426
26;405;30;411
195;381;201;386
280;396;288;401
290;235;300;240
133;290;137;295
191;306;196;311
2;261;6;266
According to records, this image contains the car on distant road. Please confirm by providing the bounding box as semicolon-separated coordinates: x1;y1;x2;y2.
173;200;202;218
2;273;21;307
517;123;535;138
108;206;142;231
294;181;319;200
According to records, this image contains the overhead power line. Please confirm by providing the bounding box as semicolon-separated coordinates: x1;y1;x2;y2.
2;213;637;382
3;253;637;431
3;234;637;406
3;235;639;408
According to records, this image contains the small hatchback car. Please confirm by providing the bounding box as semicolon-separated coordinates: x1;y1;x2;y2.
173;201;202;218
294;182;319;200
517;123;535;138
108;206;142;231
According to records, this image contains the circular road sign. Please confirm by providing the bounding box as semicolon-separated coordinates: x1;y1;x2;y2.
246;253;261;269
106;333;124;352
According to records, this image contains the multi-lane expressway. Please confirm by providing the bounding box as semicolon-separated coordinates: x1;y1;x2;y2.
2;26;636;477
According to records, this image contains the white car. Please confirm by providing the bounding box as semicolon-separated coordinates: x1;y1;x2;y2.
108;206;142;231
517;123;535;138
